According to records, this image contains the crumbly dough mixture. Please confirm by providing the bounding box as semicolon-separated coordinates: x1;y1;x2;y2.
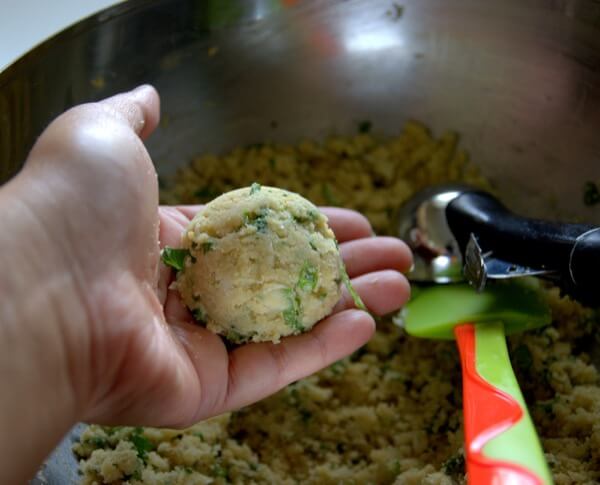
75;122;600;484
176;185;342;343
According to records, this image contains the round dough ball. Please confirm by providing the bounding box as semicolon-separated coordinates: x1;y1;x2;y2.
176;184;343;343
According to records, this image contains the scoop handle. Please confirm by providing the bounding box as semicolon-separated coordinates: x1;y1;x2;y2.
454;323;552;485
447;191;599;304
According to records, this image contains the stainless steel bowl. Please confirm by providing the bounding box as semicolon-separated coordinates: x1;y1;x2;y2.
2;0;600;223
2;0;599;483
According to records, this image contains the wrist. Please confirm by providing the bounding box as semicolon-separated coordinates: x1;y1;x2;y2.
0;173;85;483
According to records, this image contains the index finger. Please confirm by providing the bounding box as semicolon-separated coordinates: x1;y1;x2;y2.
172;205;373;242
320;207;373;242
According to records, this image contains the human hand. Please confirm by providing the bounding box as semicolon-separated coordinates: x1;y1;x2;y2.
0;86;411;482
152;205;412;425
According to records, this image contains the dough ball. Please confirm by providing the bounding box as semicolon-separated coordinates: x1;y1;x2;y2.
176;184;343;343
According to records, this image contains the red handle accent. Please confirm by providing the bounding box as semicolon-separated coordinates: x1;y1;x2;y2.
454;324;542;485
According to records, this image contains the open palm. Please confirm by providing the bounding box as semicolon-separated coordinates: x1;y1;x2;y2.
21;86;412;429
149;204;412;427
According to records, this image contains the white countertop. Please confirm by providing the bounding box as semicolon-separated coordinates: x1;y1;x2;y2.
1;0;122;70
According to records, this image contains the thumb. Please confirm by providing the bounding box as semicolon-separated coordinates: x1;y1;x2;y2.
25;84;161;169
100;85;161;140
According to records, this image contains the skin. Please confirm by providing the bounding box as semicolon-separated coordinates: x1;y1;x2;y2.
0;86;412;484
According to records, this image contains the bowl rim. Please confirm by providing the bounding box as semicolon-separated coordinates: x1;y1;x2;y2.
0;0;155;82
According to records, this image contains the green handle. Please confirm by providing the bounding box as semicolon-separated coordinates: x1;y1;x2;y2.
474;322;552;483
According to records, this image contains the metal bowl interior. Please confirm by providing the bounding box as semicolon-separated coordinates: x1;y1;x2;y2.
2;0;600;223
2;1;599;483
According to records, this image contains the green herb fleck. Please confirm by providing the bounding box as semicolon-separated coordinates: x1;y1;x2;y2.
130;428;155;461
330;360;346;375
87;436;108;448
282;288;304;331
202;241;215;254
249;182;262;195
192;307;206;324
226;330;245;343
298;262;319;292
105;426;122;436
161;247;189;272
340;263;368;312
288;386;313;423
244;209;269;233
309;240;318;251
194;432;205;441
211;463;230;480
294;210;319;225
250;462;259;471
321;183;339;205
583;181;600;206
358;120;372;133
254;214;268;232
512;344;533;372
184;467;194;474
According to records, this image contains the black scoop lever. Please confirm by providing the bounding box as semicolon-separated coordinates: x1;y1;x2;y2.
446;191;600;306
